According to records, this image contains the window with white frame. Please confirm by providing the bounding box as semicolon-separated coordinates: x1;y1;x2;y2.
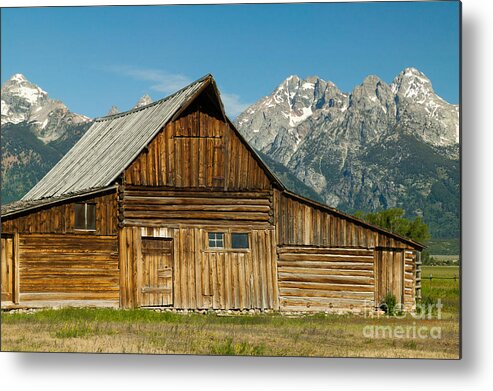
208;232;224;248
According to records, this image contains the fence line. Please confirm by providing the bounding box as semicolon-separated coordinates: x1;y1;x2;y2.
422;274;459;282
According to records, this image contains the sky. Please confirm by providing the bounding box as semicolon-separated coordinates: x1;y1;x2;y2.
1;1;460;119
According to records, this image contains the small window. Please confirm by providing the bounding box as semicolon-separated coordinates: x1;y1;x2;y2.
74;203;96;230
232;233;249;249
208;232;224;248
74;204;85;229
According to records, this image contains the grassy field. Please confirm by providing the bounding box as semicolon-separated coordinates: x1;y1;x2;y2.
421;265;460;317
1;266;460;359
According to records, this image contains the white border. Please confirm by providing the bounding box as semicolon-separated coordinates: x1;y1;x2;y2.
2;0;493;390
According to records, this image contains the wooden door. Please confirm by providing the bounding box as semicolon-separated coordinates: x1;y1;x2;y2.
139;237;173;306
1;236;14;302
375;249;404;306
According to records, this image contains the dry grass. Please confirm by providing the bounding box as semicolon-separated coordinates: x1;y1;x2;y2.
0;310;459;358
1;266;460;359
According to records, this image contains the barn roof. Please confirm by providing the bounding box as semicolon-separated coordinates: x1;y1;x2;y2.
22;74;212;201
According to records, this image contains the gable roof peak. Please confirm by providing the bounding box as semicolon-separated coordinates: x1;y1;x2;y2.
22;74;213;201
95;73;214;123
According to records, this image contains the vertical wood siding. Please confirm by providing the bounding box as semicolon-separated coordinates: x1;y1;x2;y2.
1;236;14;302
374;249;404;306
1;192;118;236
17;234;119;306
123;101;271;191
138;238;173;306
275;190;413;249
119;226;278;310
119;226;140;309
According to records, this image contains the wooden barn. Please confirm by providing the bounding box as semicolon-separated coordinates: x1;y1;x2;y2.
1;75;424;312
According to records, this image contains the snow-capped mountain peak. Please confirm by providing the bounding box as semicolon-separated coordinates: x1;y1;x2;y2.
391;67;433;100
390;68;458;144
237;68;458;156
133;94;153;109
1;73;90;143
10;73;26;81
2;73;49;106
235;74;351;160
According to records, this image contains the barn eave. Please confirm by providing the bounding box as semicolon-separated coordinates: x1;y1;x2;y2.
1;185;118;219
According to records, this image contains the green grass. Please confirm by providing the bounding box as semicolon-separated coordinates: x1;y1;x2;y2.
209;337;266;356
5;307;186;324
1;266;460;358
420;266;460;316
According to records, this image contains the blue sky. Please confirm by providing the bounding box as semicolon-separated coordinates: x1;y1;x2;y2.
1;2;460;118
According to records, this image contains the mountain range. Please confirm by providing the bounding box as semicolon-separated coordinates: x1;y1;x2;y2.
1;70;459;247
235;67;460;241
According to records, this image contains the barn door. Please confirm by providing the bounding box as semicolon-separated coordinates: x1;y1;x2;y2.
375;249;404;307
139;237;173;306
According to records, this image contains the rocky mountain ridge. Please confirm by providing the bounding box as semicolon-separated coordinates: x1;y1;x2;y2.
235;68;460;239
1;74;91;143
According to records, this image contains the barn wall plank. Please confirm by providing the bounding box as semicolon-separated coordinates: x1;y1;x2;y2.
18;234;119;307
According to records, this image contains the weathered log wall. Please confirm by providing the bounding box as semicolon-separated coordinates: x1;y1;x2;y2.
121;188;273;227
277;247;375;312
278;247;417;312
17;234;119;307
1;192;117;235
123;98;271;191
119;226;279;310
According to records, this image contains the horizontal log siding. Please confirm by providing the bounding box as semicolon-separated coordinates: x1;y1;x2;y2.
123;102;271;191
121;188;273;227
122;226;278;310
1;193;117;236
277;247;375;312
275;190;412;249
17;234;119;307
